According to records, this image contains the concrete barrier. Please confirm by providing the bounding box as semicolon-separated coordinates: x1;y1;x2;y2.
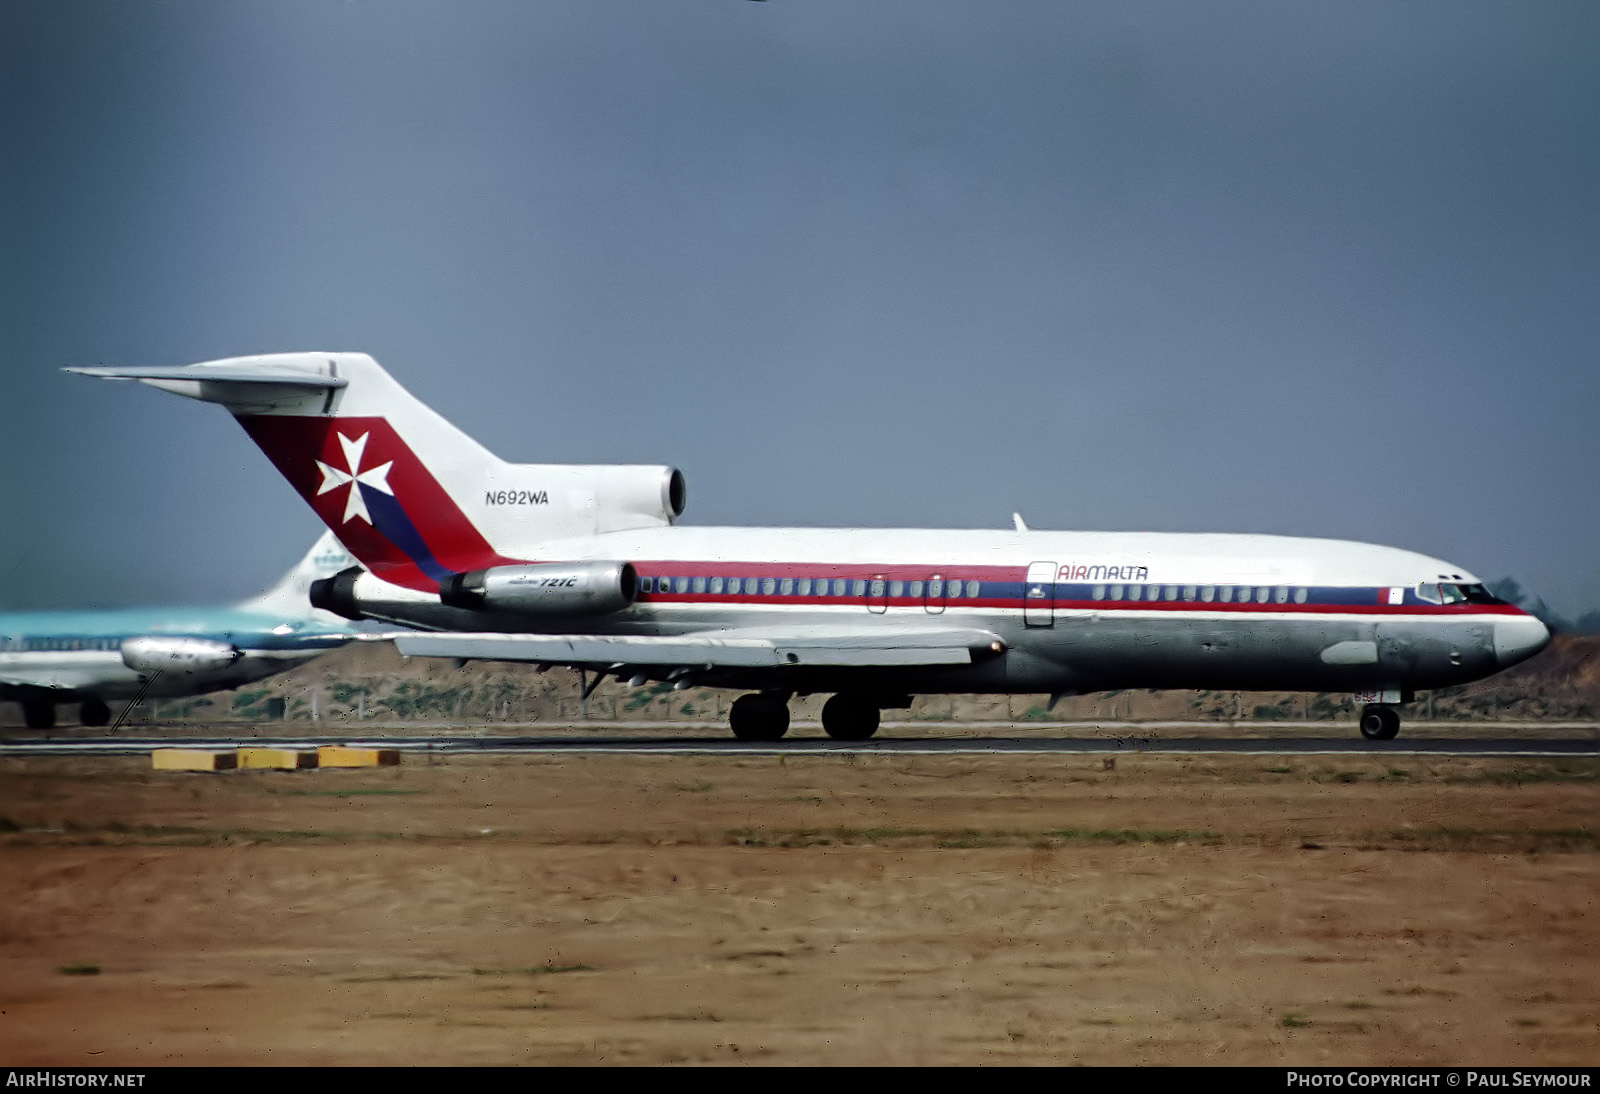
317;746;401;768
236;747;317;770
151;749;239;772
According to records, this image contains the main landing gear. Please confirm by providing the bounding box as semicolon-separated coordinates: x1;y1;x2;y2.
21;699;55;730
1358;704;1401;741
820;694;879;741
15;698;113;731
727;692;884;742
729;693;790;741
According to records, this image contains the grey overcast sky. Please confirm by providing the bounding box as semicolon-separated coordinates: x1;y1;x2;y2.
2;1;1597;617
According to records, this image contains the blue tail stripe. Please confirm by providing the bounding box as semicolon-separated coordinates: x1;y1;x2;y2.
364;487;453;583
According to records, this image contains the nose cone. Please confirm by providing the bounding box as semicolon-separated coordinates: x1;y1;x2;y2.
1494;614;1551;668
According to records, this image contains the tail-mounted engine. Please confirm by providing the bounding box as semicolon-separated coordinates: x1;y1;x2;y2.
478;466;687;538
310;566;367;621
439;561;639;616
121;636;240;676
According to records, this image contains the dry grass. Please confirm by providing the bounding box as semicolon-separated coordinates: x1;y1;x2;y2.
1;751;1595;1066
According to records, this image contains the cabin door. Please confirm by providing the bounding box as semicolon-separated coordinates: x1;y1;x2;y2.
1024;561;1056;627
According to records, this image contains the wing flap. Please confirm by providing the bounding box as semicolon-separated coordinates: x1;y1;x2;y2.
392;627;1000;669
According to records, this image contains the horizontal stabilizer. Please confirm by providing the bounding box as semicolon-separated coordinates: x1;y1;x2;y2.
66;364;346;388
67;355;349;413
393;627;1003;669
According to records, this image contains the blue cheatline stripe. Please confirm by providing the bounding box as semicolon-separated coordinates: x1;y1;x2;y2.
364;487;453;584
633;576;1515;615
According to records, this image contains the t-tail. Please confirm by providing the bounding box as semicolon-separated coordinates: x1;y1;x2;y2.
68;354;686;593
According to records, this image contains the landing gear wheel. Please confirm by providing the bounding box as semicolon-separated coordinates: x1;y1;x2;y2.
1358;704;1401;741
729;694;790;741
821;694;880;741
22;700;55;730
80;698;111;727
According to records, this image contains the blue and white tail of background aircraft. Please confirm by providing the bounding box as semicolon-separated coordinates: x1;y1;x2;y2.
1;531;366;730
72;353;1551;742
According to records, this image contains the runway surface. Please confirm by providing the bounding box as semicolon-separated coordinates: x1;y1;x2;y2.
2;727;1595;758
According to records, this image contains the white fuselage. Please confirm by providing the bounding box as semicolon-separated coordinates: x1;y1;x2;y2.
344;524;1547;698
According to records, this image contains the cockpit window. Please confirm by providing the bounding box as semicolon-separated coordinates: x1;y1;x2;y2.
1417;582;1503;606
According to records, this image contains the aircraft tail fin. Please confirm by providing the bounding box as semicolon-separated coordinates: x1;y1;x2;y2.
71;353;516;591
237;530;362;620
70;353;686;594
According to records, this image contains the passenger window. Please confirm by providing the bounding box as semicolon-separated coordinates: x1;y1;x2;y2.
1275;587;1289;603
831;579;845;596
640;577;654;593
889;580;903;597
1110;584;1124;600
1164;585;1178;600
795;578;809;596
1294;587;1307;603
852;580;867;597
1236;587;1251;602
1201;586;1215;602
966;580;980;598
929;578;943;597
758;578;773;596
779;578;793;595
870;579;885;597
1255;587;1270;603
1183;585;1197;601
1218;586;1233;603
948;581;962;599
709;577;724;594
1127;585;1142;601
909;581;923;597
691;577;705;593
676;577;690;593
728;578;743;595
1092;584;1106;600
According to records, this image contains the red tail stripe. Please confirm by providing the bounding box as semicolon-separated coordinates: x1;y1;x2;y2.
239;416;519;591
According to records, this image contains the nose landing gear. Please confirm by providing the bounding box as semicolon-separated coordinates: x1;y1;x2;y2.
1358;704;1401;741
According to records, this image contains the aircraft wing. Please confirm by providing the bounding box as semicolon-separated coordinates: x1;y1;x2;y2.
0;669;98;690
392;626;1004;669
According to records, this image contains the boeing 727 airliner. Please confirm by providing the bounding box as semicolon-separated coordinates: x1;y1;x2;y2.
72;353;1551;742
1;531;364;729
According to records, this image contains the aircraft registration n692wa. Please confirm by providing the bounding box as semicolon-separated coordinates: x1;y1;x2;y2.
72;353;1551;742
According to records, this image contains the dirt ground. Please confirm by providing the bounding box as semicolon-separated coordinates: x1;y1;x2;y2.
1;744;1596;1066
